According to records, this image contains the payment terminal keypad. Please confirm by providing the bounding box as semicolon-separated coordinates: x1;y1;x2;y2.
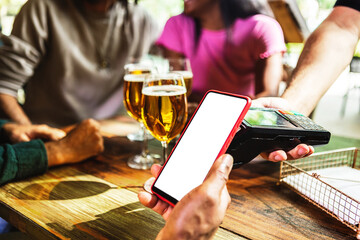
279;110;325;131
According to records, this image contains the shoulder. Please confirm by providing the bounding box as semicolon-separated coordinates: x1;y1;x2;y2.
164;13;194;31
244;14;281;28
165;14;194;27
167;13;193;24
238;14;283;35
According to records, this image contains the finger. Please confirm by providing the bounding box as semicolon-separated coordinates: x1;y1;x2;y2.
30;125;66;141
264;150;287;162
286;144;314;160
262;144;315;162
144;177;155;193
138;188;173;220
151;164;162;178
138;191;158;208
203;154;233;193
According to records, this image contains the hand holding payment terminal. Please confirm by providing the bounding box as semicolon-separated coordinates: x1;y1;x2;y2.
226;108;331;168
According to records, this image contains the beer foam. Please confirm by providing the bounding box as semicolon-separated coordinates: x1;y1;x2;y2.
171;71;193;78
142;85;187;96
124;74;149;82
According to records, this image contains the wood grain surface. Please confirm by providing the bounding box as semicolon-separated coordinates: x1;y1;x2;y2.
0;166;240;240
0;118;357;239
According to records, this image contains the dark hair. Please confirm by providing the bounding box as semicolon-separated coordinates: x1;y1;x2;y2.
194;0;272;47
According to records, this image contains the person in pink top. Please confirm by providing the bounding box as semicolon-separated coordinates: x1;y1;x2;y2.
156;0;286;102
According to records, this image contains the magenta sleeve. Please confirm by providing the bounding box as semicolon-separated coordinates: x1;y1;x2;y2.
252;15;287;59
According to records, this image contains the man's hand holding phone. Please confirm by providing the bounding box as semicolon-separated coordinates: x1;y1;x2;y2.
138;154;233;240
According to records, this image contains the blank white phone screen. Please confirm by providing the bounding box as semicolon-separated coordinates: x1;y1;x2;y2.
153;92;248;202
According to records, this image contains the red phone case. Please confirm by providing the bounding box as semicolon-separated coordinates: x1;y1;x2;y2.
151;90;251;206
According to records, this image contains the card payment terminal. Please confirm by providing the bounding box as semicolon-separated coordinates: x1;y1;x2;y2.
226;108;331;168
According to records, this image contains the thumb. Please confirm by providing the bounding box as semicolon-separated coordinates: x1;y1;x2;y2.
203;154;233;193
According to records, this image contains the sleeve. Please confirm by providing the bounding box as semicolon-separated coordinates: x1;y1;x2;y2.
334;0;360;12
252;15;287;59
0;139;48;185
156;15;186;54
0;0;48;97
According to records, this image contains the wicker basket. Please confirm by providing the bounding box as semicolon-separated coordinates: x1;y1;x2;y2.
280;148;360;239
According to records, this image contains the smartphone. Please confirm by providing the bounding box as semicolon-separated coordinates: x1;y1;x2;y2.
151;90;251;206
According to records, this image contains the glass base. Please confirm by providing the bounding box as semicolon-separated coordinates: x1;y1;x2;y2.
127;154;161;170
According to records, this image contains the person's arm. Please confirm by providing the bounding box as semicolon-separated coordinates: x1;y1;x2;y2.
250;6;360;162
282;6;360;116
0;119;103;185
0;94;32;125
139;154;233;240
254;52;283;98
0;0;49;124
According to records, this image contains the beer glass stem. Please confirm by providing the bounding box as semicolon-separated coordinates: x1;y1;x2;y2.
141;124;149;157
161;141;168;165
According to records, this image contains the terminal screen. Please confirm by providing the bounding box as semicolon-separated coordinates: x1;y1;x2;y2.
244;109;296;128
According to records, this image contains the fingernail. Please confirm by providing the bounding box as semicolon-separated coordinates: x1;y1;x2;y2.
144;178;154;193
275;155;283;161
298;148;307;156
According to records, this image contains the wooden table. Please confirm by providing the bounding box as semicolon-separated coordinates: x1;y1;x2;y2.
0;117;357;239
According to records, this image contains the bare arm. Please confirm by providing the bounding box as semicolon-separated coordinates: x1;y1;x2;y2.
254;53;283;99
282;6;360;116
0;93;31;125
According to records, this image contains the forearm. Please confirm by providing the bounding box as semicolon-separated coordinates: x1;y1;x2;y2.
254;53;283;99
0;93;31;125
282;7;360;116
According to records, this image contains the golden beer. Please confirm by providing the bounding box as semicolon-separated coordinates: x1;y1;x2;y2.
124;63;152;75
123;74;147;121
142;85;188;143
171;70;193;96
128;69;151;75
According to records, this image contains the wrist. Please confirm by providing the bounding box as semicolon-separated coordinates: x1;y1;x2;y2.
44;141;65;167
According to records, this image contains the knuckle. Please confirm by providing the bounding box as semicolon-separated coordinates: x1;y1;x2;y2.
38;124;48;130
202;192;218;207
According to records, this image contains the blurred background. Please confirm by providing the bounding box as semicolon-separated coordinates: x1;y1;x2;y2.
0;0;359;144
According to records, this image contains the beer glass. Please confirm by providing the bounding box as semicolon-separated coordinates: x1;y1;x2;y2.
167;58;193;97
123;62;153;142
141;73;188;164
124;73;160;169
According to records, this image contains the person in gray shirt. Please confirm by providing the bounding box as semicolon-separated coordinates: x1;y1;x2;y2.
0;0;160;127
